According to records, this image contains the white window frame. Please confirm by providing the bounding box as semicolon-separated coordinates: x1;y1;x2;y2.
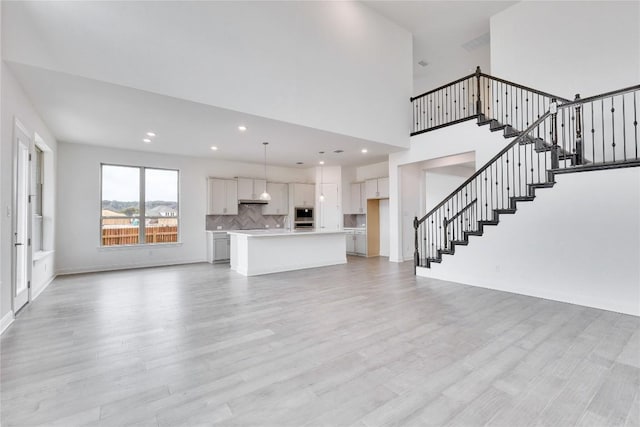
100;163;180;246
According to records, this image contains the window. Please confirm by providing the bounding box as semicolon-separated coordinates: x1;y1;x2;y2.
100;164;179;246
33;147;44;251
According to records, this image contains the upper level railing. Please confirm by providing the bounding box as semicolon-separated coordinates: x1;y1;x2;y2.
554;84;640;170
410;67;570;136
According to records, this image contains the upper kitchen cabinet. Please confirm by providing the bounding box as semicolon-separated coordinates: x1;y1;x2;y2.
207;178;238;215
262;182;289;215
292;183;315;207
349;182;367;214
237;178;267;201
365;177;389;199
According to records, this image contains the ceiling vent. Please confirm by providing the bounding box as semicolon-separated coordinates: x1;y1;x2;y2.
462;32;490;52
417;60;429;68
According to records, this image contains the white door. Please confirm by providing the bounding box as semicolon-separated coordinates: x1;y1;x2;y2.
14;123;32;312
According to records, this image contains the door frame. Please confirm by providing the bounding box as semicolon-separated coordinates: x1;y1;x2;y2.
12;118;33;314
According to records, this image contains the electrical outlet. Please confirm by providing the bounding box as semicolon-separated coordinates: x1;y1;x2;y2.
265;225;269;228
216;225;222;230
276;224;280;228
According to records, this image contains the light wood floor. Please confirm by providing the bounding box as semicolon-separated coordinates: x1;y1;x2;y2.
1;257;638;426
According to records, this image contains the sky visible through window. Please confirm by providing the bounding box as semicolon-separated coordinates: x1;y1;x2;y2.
102;165;177;202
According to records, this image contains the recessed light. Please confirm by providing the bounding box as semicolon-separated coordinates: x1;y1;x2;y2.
333;149;344;153
143;138;152;143
210;146;218;151
319;160;325;165
238;125;247;132
146;132;156;137
361;148;368;153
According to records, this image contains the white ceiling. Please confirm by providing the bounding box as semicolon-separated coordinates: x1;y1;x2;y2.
364;1;517;88
8;62;395;167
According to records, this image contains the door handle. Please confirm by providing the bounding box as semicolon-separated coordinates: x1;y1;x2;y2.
14;242;23;247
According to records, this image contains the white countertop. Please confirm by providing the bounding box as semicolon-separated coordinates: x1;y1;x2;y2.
227;229;346;238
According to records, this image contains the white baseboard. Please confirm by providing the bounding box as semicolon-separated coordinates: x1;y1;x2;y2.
1;310;15;335
416;267;640;317
56;259;206;276
32;274;57;301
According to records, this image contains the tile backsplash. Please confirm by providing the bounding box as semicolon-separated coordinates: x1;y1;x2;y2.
206;204;285;230
344;214;366;228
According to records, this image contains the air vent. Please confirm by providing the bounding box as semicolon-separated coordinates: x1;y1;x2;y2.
462;32;490;52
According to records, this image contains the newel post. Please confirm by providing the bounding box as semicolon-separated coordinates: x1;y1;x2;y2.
574;94;583;165
413;216;419;273
550;98;559;169
475;66;482;116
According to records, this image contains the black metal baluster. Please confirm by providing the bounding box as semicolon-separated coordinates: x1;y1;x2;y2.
561;108;566;168
575;97;583;165
490;163;493;219
611;97;616;163
445;88;449;124
601;99;606;164
505;151;510;204
634;91;638;159
522;91;533;130
517;140;522;196
622;94;627;161
506;85;510;126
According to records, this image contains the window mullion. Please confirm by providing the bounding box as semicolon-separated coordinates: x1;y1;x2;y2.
140;167;146;244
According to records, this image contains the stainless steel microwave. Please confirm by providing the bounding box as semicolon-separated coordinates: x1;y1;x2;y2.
294;207;314;222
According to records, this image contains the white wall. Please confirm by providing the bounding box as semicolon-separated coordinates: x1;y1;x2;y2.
1;63;58;323
3;1;412;148
491;1;640;99
356;161;389;182
389;120;511;262
56;142;311;275
413;48;489;96
419;167;640;316
425;165;475;213
379;199;390;257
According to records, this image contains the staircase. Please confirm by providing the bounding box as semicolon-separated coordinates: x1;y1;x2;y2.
411;68;640;271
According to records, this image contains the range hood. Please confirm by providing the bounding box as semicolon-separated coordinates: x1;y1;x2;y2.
238;199;268;205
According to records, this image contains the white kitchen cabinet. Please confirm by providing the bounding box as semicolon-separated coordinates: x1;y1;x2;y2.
262;182;289;215
365;177;389;200
207;178;238;215
349;182;366;214
354;231;367;255
346;233;355;253
345;229;366;256
237;178;266;201
207;232;230;263
293;183;315;207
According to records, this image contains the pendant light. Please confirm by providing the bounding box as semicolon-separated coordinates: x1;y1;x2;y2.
259;142;271;201
319;152;326;203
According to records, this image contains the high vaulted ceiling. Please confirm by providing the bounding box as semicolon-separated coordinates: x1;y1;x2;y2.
364;1;517;90
2;1;519;166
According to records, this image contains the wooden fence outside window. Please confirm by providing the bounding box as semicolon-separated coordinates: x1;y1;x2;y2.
101;225;178;246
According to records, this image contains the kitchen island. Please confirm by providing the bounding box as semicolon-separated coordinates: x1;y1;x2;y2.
227;229;347;276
